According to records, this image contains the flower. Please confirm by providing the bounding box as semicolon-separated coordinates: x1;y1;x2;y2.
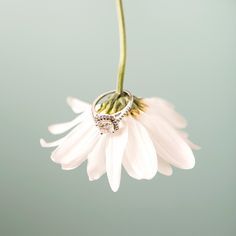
40;96;199;192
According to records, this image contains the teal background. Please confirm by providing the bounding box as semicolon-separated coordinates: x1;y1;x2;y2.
0;0;235;235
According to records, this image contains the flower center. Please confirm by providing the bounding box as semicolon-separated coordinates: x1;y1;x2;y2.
97;93;147;117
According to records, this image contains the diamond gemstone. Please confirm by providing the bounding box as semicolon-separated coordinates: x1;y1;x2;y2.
97;119;115;134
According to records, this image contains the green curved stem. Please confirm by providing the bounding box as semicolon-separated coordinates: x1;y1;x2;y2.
116;0;127;94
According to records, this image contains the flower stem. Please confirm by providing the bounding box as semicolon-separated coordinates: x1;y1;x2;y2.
116;0;127;94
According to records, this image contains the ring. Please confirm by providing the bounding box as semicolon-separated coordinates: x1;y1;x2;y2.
92;90;133;134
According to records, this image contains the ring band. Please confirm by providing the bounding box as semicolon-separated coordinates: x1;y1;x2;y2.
92;90;133;134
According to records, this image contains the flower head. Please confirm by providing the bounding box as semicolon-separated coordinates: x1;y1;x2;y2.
40;96;199;192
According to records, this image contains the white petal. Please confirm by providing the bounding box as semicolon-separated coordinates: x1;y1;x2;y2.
40;137;66;148
123;117;158;180
87;135;107;181
51;114;99;165
67;96;90;114
139;112;195;169
157;157;173;176
185;139;201;150
40;118;87;148
55;128;98;166
40;114;89;148
143;98;187;129
122;154;142;180
48;113;87;135
61;157;87;170
178;131;201;150
106;126;128;192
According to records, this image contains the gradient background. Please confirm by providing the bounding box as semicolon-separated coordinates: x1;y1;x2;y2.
1;0;235;235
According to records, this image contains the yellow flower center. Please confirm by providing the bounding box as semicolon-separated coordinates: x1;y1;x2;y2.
97;92;147;117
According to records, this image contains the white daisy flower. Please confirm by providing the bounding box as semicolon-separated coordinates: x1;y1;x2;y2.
40;95;199;192
40;0;199;192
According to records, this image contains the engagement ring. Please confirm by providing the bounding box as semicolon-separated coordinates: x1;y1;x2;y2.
92;90;133;134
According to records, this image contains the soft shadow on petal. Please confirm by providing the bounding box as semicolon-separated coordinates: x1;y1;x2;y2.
139;112;195;169
123;117;158;180
106;126;128;192
143;98;187;129
48;112;88;135
67;97;90;114
87;135;107;181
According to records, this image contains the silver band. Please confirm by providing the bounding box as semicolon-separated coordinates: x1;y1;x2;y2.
92;90;133;134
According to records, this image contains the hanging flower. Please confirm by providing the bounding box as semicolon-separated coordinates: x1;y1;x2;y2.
40;96;199;192
40;0;199;192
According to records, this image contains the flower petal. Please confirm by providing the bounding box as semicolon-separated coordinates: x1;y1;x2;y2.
143;98;187;129
139;112;195;169
123;117;158;180
51;114;99;165
55;129;98;166
40;137;66;148
106;126;128;192
40;115;88;148
122;154;142;180
48;113;87;135
157;157;173;176
185;140;201;150
61;158;86;170
87;135;107;181
67;97;90;114
178;131;201;150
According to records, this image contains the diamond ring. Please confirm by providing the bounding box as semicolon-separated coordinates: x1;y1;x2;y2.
92;90;133;134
